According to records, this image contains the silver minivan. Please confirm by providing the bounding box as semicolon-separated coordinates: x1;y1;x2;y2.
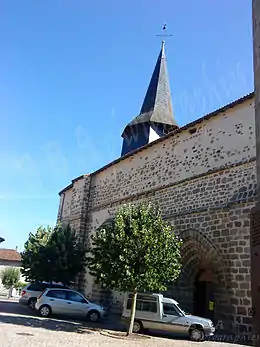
35;288;107;322
19;282;67;309
121;293;215;341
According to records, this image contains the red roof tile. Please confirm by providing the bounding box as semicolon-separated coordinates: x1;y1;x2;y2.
0;249;21;262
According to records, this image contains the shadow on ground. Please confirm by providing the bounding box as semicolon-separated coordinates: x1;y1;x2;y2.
0;300;253;345
0;300;36;316
0;314;96;334
0;299;125;335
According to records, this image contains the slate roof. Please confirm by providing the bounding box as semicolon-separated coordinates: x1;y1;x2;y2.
123;41;178;130
0;249;21;262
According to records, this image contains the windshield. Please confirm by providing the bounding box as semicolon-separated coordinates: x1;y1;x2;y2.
175;304;186;316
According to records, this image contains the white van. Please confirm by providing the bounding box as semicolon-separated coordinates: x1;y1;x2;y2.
121;293;215;341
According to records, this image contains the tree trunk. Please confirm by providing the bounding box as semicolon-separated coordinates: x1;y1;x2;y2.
127;288;137;335
8;286;13;299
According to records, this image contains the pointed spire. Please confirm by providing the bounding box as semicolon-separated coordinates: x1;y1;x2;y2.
125;40;178;128
161;40;165;57
120;40;178;156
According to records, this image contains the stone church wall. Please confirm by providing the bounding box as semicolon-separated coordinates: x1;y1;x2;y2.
58;95;256;333
85;161;255;333
89;98;255;210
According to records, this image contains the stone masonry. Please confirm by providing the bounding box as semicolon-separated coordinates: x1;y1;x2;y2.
251;0;260;342
58;93;256;333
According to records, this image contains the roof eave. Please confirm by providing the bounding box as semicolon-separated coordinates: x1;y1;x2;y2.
93;91;254;176
59;91;254;195
58;174;89;196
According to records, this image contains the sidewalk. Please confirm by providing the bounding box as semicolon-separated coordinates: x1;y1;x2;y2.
0;321;251;347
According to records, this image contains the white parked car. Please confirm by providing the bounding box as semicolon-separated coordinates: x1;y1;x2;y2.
35;288;107;322
121;293;215;341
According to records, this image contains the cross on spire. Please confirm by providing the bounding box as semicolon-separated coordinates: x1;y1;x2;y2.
156;23;173;41
120;28;178;156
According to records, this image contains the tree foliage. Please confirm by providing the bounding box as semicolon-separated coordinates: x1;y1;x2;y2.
1;267;20;289
87;202;182;334
14;281;28;290
21;223;86;285
21;225;52;283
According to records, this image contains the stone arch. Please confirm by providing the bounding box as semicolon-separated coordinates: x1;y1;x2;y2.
178;228;229;291
166;228;230;325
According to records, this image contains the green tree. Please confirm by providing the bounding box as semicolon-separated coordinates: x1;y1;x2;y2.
86;202;182;335
14;281;27;290
47;223;87;285
1;267;20;298
21;225;53;283
21;223;86;286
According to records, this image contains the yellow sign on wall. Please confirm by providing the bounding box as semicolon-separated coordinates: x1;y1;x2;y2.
209;301;214;311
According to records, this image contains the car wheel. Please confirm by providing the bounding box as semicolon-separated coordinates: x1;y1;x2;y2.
39;305;51;317
132;320;143;334
87;310;100;322
189;327;205;341
28;298;37;310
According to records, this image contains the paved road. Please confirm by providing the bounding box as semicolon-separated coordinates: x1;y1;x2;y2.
0;298;123;332
0;299;253;347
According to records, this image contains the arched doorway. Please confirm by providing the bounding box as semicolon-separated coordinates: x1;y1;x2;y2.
193;269;216;320
168;229;229;325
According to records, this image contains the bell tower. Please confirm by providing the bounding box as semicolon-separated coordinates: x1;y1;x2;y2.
121;40;178;156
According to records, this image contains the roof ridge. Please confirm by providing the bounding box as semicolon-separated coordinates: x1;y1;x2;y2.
59;92;254;195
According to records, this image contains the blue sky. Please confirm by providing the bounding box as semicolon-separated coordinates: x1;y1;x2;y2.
0;1;253;251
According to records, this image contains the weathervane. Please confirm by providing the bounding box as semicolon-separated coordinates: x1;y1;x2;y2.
156;23;172;41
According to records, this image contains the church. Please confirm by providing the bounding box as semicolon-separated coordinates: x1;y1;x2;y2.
57;40;256;334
